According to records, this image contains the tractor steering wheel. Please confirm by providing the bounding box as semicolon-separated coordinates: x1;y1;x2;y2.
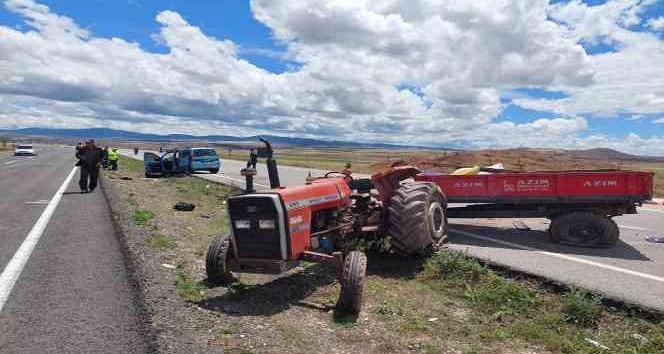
324;171;354;182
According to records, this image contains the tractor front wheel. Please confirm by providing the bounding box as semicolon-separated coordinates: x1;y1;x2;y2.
206;233;236;284
387;182;447;255
336;251;367;315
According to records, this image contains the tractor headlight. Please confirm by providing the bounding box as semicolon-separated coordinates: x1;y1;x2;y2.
235;220;251;229
259;219;276;229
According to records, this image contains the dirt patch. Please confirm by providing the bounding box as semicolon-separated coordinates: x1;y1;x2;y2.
103;156;663;354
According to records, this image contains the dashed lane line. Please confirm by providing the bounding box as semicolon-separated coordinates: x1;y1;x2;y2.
0;166;78;311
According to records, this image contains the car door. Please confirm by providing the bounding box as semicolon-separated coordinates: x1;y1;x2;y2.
179;149;192;172
143;152;162;176
161;151;177;172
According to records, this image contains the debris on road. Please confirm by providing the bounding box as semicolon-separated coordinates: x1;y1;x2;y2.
645;236;664;243
161;263;176;269
512;220;531;231
120;176;133;180
173;202;196;211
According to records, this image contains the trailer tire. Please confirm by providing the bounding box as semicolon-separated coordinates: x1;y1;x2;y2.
550;212;619;247
206;233;236;284
387;182;447;255
336;251;367;315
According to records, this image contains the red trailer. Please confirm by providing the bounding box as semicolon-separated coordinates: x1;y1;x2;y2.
415;170;654;247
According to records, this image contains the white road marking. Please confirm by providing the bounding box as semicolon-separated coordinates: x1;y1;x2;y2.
25;200;50;205
449;228;664;284
618;224;650;231
5;160;15;164
0;166;77;311
640;208;664;213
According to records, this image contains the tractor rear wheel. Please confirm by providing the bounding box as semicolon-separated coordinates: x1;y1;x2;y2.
387;182;447;255
206;233;236;284
336;251;367;315
550;212;619;247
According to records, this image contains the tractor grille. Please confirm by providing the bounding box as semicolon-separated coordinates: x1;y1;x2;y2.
228;195;286;259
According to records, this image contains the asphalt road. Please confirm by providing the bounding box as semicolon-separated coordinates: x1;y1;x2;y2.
121;149;664;312
0;145;151;353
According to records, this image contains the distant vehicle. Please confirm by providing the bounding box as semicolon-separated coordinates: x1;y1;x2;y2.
143;147;220;177
14;144;36;156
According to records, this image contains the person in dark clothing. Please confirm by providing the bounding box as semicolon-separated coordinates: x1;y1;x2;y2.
101;146;109;168
247;148;258;169
75;139;103;193
75;142;84;166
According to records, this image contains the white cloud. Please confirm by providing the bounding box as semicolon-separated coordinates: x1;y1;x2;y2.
648;16;664;30
0;0;662;155
654;117;664;123
515;0;664;117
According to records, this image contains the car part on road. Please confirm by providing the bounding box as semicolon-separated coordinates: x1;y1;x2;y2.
645;236;664;243
173;202;196;211
512;220;530;231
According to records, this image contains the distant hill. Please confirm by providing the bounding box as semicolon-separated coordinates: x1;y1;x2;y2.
569;148;664;163
0;127;437;149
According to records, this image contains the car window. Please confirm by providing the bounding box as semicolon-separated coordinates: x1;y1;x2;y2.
17;145;33;149
193;149;217;157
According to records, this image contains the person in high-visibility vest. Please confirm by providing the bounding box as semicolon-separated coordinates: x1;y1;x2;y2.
108;147;119;170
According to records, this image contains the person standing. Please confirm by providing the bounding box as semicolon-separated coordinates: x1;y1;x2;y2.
102;146;109;168
108;147;119;170
247;148;258;169
75;142;84;166
108;148;120;171
75;139;103;193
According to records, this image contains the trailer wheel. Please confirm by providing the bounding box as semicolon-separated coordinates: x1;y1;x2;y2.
387;182;447;255
336;251;367;315
550;212;619;247
206;233;236;284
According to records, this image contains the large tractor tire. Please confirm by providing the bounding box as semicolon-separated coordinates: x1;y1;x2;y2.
550;212;619;247
387;182;447;255
206;233;236;284
336;251;367;315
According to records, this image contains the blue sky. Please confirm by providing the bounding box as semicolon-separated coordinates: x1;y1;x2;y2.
0;0;664;154
0;0;290;72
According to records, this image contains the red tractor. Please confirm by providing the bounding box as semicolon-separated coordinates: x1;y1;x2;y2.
206;139;446;314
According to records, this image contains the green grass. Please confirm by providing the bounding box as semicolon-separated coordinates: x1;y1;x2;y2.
118;155;144;171
388;250;664;353
145;232;177;249
175;270;206;302
133;208;154;225
561;288;603;327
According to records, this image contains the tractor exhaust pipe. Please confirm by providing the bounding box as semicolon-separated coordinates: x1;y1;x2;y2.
259;138;280;189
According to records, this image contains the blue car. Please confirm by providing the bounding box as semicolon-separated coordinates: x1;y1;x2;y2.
144;147;220;177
